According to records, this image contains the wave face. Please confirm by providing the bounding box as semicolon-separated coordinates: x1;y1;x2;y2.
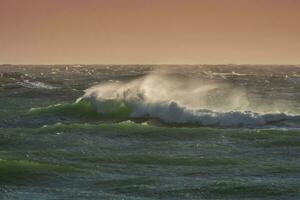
74;73;300;128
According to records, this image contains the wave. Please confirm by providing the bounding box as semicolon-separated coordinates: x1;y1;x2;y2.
203;71;252;78
29;73;300;128
74;98;298;127
29;97;300;128
17;80;59;90
0;159;77;185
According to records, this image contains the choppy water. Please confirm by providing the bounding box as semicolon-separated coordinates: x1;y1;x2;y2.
1;64;300;199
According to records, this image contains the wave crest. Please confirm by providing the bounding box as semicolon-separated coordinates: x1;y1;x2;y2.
73;73;300;127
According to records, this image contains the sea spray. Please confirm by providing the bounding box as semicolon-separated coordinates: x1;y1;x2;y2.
74;73;300;127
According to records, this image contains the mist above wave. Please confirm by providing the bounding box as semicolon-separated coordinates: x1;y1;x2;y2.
80;72;299;113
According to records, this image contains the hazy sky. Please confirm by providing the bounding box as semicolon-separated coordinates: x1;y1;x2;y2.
0;0;299;64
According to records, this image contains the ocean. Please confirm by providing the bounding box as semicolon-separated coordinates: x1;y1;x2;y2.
0;64;300;199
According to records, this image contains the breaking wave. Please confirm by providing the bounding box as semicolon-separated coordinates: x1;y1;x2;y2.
30;73;300;128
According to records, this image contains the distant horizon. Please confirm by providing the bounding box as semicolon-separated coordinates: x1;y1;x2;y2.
1;63;299;66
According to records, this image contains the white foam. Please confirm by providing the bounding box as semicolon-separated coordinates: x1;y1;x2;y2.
17;80;59;90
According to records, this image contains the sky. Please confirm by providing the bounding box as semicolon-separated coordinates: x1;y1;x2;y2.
0;0;299;65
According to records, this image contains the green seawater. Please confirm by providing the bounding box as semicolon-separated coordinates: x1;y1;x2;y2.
1;65;300;199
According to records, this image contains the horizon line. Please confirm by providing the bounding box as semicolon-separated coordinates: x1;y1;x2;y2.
1;63;300;66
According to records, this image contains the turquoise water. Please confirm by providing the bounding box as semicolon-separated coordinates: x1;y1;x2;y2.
0;65;300;199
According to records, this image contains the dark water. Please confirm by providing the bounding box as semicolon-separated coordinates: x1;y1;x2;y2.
1;64;300;199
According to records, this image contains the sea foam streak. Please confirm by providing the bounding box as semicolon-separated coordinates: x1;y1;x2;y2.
17;80;59;89
76;73;300;127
